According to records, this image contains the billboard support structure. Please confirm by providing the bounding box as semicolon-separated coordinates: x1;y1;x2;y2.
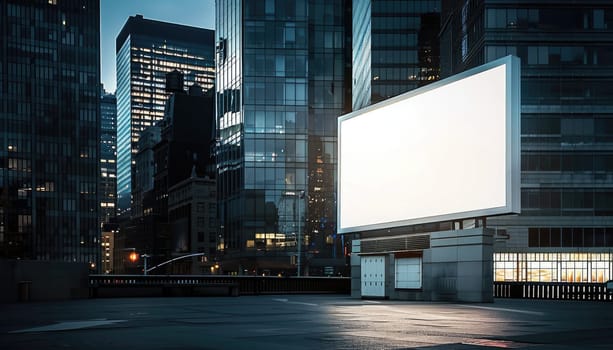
341;56;521;303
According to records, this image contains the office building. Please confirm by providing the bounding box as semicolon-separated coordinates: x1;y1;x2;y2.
115;15;215;217
216;0;352;275
0;0;100;266
441;0;613;283
353;0;441;110
100;89;117;225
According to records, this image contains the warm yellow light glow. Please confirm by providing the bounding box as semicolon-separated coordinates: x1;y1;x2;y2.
494;252;611;283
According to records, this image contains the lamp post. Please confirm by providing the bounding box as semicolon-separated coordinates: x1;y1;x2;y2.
141;254;151;275
297;190;305;277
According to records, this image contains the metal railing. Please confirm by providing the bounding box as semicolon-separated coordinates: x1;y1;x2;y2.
89;275;350;297
494;281;613;301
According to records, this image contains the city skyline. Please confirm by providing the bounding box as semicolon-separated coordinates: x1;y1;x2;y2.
2;0;612;287
100;0;214;93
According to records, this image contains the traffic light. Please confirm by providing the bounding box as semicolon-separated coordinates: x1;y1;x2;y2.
290;255;297;265
129;251;138;262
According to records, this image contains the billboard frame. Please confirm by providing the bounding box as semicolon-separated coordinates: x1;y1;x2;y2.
337;55;521;234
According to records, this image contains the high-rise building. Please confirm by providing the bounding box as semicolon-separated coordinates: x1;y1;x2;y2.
115;15;215;217
100;89;117;225
0;0;100;267
441;0;613;283
216;0;352;275
352;0;441;110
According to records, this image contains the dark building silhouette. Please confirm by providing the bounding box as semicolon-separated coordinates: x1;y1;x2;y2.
152;73;216;273
116;71;216;274
441;0;613;282
115;15;215;218
167;174;218;274
0;0;101;267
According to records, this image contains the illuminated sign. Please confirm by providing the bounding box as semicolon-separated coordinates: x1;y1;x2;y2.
338;56;521;233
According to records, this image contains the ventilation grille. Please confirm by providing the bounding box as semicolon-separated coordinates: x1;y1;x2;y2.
361;234;430;254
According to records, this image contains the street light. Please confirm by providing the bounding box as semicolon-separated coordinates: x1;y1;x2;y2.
141;254;151;275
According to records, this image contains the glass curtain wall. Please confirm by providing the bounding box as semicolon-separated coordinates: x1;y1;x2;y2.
1;0;101;265
216;0;350;275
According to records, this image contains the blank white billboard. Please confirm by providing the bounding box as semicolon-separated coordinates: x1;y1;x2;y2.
338;56;520;233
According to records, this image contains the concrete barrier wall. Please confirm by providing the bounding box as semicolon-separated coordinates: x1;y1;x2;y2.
0;260;89;303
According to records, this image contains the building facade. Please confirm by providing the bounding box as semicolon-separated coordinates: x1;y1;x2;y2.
132;126;160;218
100;90;117;225
168;175;218;274
101;230;114;274
216;0;352;275
115;15;215;217
441;0;613;283
352;0;441;110
0;0;100;267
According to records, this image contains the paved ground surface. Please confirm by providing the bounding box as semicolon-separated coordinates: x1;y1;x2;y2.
1;295;613;349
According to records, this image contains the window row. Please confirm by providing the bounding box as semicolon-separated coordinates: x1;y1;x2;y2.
494;252;612;283
521;154;613;172
372;0;439;15
244;0;307;20
243;109;307;134
244;21;307;49
523;116;613;136
372;49;418;64
244;166;307;188
244;81;307;105
487;45;613;66
244;138;307;163
372;66;436;82
244;53;307;78
528;227;613;248
486;8;613;30
523;79;613;103
521;189;613;213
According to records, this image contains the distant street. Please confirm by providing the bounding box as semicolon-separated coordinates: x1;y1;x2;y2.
2;296;613;349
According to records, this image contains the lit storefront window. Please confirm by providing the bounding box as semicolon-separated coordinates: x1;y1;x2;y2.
494;252;612;283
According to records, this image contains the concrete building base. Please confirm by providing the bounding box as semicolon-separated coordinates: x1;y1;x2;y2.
351;227;494;303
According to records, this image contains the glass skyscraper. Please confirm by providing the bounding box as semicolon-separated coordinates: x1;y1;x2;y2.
216;0;351;275
1;0;100;265
353;0;440;110
115;15;215;217
441;0;613;283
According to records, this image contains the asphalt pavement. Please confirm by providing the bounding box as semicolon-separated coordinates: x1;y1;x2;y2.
1;295;612;349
